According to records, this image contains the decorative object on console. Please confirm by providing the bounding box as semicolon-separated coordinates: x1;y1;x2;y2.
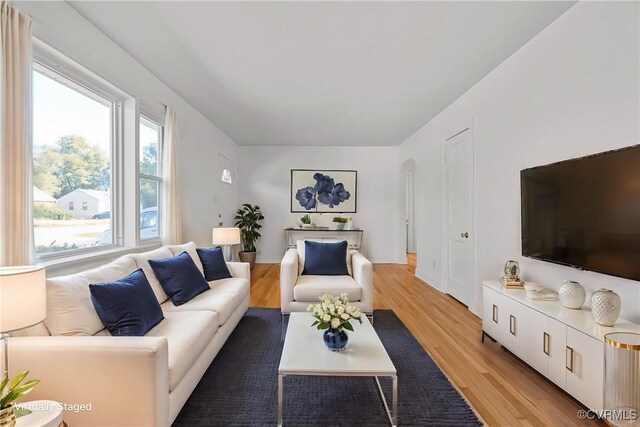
307;293;363;352
0;370;40;426
499;260;524;289
234;204;264;269
523;282;558;301
591;289;621;327
332;216;348;230
291;169;357;213
604;332;640;426
558;280;586;309
298;214;314;228
211;227;241;262
0;266;46;383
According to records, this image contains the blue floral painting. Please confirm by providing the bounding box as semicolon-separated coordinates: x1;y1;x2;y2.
291;170;357;213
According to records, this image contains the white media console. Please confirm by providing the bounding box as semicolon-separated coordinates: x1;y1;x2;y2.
482;280;640;411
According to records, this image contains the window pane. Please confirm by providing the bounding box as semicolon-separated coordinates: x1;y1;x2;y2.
32;69;113;254
140;119;161;177
140;178;160;240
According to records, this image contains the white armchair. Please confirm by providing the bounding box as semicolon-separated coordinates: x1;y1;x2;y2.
280;246;373;316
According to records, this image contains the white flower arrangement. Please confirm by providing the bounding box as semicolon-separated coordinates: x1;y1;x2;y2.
307;293;363;331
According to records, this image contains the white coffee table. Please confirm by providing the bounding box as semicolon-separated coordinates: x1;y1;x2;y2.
278;313;397;426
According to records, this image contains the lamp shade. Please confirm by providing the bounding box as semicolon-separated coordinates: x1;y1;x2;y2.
212;227;241;245
0;266;46;333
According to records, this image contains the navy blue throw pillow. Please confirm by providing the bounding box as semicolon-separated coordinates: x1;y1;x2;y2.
303;240;349;276
148;251;210;306
196;247;233;281
89;268;164;336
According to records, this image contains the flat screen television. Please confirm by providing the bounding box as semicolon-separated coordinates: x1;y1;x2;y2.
521;145;640;281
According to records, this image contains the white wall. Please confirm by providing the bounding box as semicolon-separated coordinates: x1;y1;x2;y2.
398;2;640;322
15;1;239;249
238;146;398;263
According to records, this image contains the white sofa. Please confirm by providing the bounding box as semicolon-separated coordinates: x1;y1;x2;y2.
280;241;373;315
9;242;249;427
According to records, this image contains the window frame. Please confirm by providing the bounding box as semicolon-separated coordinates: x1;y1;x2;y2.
137;115;164;243
32;42;126;261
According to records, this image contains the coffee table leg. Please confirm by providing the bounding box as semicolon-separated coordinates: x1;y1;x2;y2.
278;373;284;426
392;376;398;427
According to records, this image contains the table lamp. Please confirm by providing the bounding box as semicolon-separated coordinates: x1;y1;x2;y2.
0;266;46;381
212;227;241;261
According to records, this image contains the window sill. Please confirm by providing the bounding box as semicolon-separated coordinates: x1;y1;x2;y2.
38;241;163;278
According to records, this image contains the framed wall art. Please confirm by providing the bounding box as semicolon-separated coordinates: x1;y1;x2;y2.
290;169;357;213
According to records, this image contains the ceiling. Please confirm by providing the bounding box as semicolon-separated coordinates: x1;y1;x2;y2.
68;1;575;146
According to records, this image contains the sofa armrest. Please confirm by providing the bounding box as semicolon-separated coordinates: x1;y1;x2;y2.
226;261;250;280
352;251;373;314
9;336;170;427
280;249;299;312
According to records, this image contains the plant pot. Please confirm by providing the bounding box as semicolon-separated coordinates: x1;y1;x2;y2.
323;328;349;352
333;223;345;230
0;406;16;427
239;251;257;269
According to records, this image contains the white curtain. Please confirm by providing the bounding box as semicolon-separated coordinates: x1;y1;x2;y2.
161;106;182;245
0;2;33;266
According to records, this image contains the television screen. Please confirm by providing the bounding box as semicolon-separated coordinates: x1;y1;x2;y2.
521;145;640;281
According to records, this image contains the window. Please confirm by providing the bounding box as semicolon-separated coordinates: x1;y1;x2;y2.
139;116;163;241
32;64;115;256
221;168;233;184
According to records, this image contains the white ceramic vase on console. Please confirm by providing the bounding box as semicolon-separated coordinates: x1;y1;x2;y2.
591;289;621;327
558;280;586;309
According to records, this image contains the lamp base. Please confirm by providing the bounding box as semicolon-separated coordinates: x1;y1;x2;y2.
221;245;233;262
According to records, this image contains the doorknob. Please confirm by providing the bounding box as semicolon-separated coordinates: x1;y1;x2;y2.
460;232;469;238
460;232;464;238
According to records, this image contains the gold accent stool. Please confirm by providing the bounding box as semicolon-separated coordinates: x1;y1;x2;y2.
604;332;640;426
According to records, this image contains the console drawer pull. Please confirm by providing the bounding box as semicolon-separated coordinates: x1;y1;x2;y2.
509;315;516;335
492;304;498;323
566;346;574;372
543;332;550;355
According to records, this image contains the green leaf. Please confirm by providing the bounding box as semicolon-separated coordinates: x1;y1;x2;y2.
0;376;8;395
343;322;354;332
14;407;32;418
318;323;330;330
9;371;28;390
311;320;319;327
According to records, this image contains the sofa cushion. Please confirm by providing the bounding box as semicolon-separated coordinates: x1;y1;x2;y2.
161;288;240;326
145;311;219;392
149;252;210;306
130;247;174;304
196;247;232;281
296;239;352;276
167;242;204;275
302;240;349;276
293;275;362;302
209;277;250;298
89;269;164;336
44;255;137;336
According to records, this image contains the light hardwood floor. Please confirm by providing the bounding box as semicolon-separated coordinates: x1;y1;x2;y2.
249;261;600;426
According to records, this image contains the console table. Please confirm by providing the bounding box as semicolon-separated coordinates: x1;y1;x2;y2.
284;228;363;250
482;280;640;412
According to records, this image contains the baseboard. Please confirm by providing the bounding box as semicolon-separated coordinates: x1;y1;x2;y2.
415;268;443;292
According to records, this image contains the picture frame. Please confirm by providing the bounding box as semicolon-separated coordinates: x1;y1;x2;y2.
290;169;357;213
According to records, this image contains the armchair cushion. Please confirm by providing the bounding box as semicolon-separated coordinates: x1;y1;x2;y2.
149;252;210;306
196;247;233;281
89;268;164;336
293;275;361;302
302;240;349;276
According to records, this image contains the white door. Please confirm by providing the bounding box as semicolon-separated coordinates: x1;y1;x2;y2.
566;328;604;410
444;129;473;306
218;154;236;227
405;171;415;253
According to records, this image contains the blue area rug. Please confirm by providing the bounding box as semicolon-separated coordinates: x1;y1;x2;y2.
173;308;481;426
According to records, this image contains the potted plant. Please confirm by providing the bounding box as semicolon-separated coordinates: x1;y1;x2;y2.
332;216;348;230
234;204;264;269
0;371;40;426
299;214;313;229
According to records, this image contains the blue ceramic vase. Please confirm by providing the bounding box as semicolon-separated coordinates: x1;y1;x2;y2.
323;328;349;352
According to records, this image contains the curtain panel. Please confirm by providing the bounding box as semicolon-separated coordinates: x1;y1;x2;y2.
0;2;33;266
162;106;182;245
